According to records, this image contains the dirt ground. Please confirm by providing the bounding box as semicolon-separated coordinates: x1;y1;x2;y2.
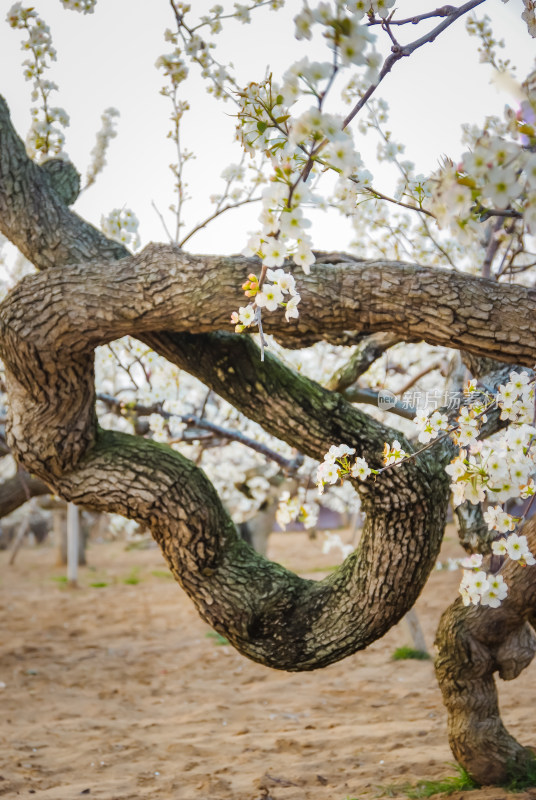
1;527;536;800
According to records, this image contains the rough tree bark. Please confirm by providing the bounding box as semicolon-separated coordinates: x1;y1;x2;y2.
436;518;536;784
0;469;49;517
1;93;536;780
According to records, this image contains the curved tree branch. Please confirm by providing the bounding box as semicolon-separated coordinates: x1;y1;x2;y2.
0;269;452;670
0;95;128;268
0;46;535;786
1;244;535;366
43;423;446;671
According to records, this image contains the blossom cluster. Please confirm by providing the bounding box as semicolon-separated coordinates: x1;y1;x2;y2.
161;14;236;102
319;372;535;608
254;180;316;267
230;1;385;332
413;410;449;444
446;373;535;508
155;48;189;87
427;127;536;236
459;528;535;608
236;65;369;182
100;208;141;250
276;490;319;530
444;372;535;606
85;107;120;190
316;444;372;495
490;530;535;566
459;557;509;608
408;33;536;254
294;1;393;49
59;0;96;13
316;436;411;495
7;3;70;161
231;266;301;331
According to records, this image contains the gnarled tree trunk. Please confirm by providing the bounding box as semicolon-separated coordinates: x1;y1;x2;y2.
435;517;536;784
1;92;536;777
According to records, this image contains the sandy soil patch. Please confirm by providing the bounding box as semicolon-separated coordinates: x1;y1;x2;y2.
1;527;536;800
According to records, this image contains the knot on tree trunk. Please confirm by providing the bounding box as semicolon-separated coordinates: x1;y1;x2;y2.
41;158;81;206
494;623;536;681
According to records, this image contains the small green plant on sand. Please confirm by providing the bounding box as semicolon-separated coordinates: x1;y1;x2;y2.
391;646;431;661
206;630;229;646
123;567;141;585
505;756;536;791
377;766;478;798
151;569;173;579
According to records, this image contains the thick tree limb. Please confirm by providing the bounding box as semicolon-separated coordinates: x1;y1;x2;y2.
43;424;446;670
1;95;534;366
2;244;535;367
0;470;50;518
0;95;128;268
1;88;535;788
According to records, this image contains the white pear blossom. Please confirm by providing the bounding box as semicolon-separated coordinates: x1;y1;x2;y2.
255;283;284;311
382;439;406;466
481;574;508;608
505;533;535;564
238;304;256;326
266;268;297;295
351;457;371;480
483;505;517;533
460;569;490;606
285;294;301;321
293;241;315;274
262;239;287;267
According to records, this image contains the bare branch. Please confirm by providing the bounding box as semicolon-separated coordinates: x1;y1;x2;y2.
97;392;302;472
179;196;261;248
325;332;403;392
343;0;487;130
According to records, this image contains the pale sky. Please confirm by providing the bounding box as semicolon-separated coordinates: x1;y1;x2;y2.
1;0;534;255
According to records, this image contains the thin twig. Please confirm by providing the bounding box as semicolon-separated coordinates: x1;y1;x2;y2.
368;6;459;27
343;0;487;130
255;306;268;362
397;361;444;395
421;216;459;269
363;185;436;218
151;200;174;244
481;217;504;279
179;197;261;248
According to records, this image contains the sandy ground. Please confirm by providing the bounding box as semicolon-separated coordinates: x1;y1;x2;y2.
1;528;536;800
